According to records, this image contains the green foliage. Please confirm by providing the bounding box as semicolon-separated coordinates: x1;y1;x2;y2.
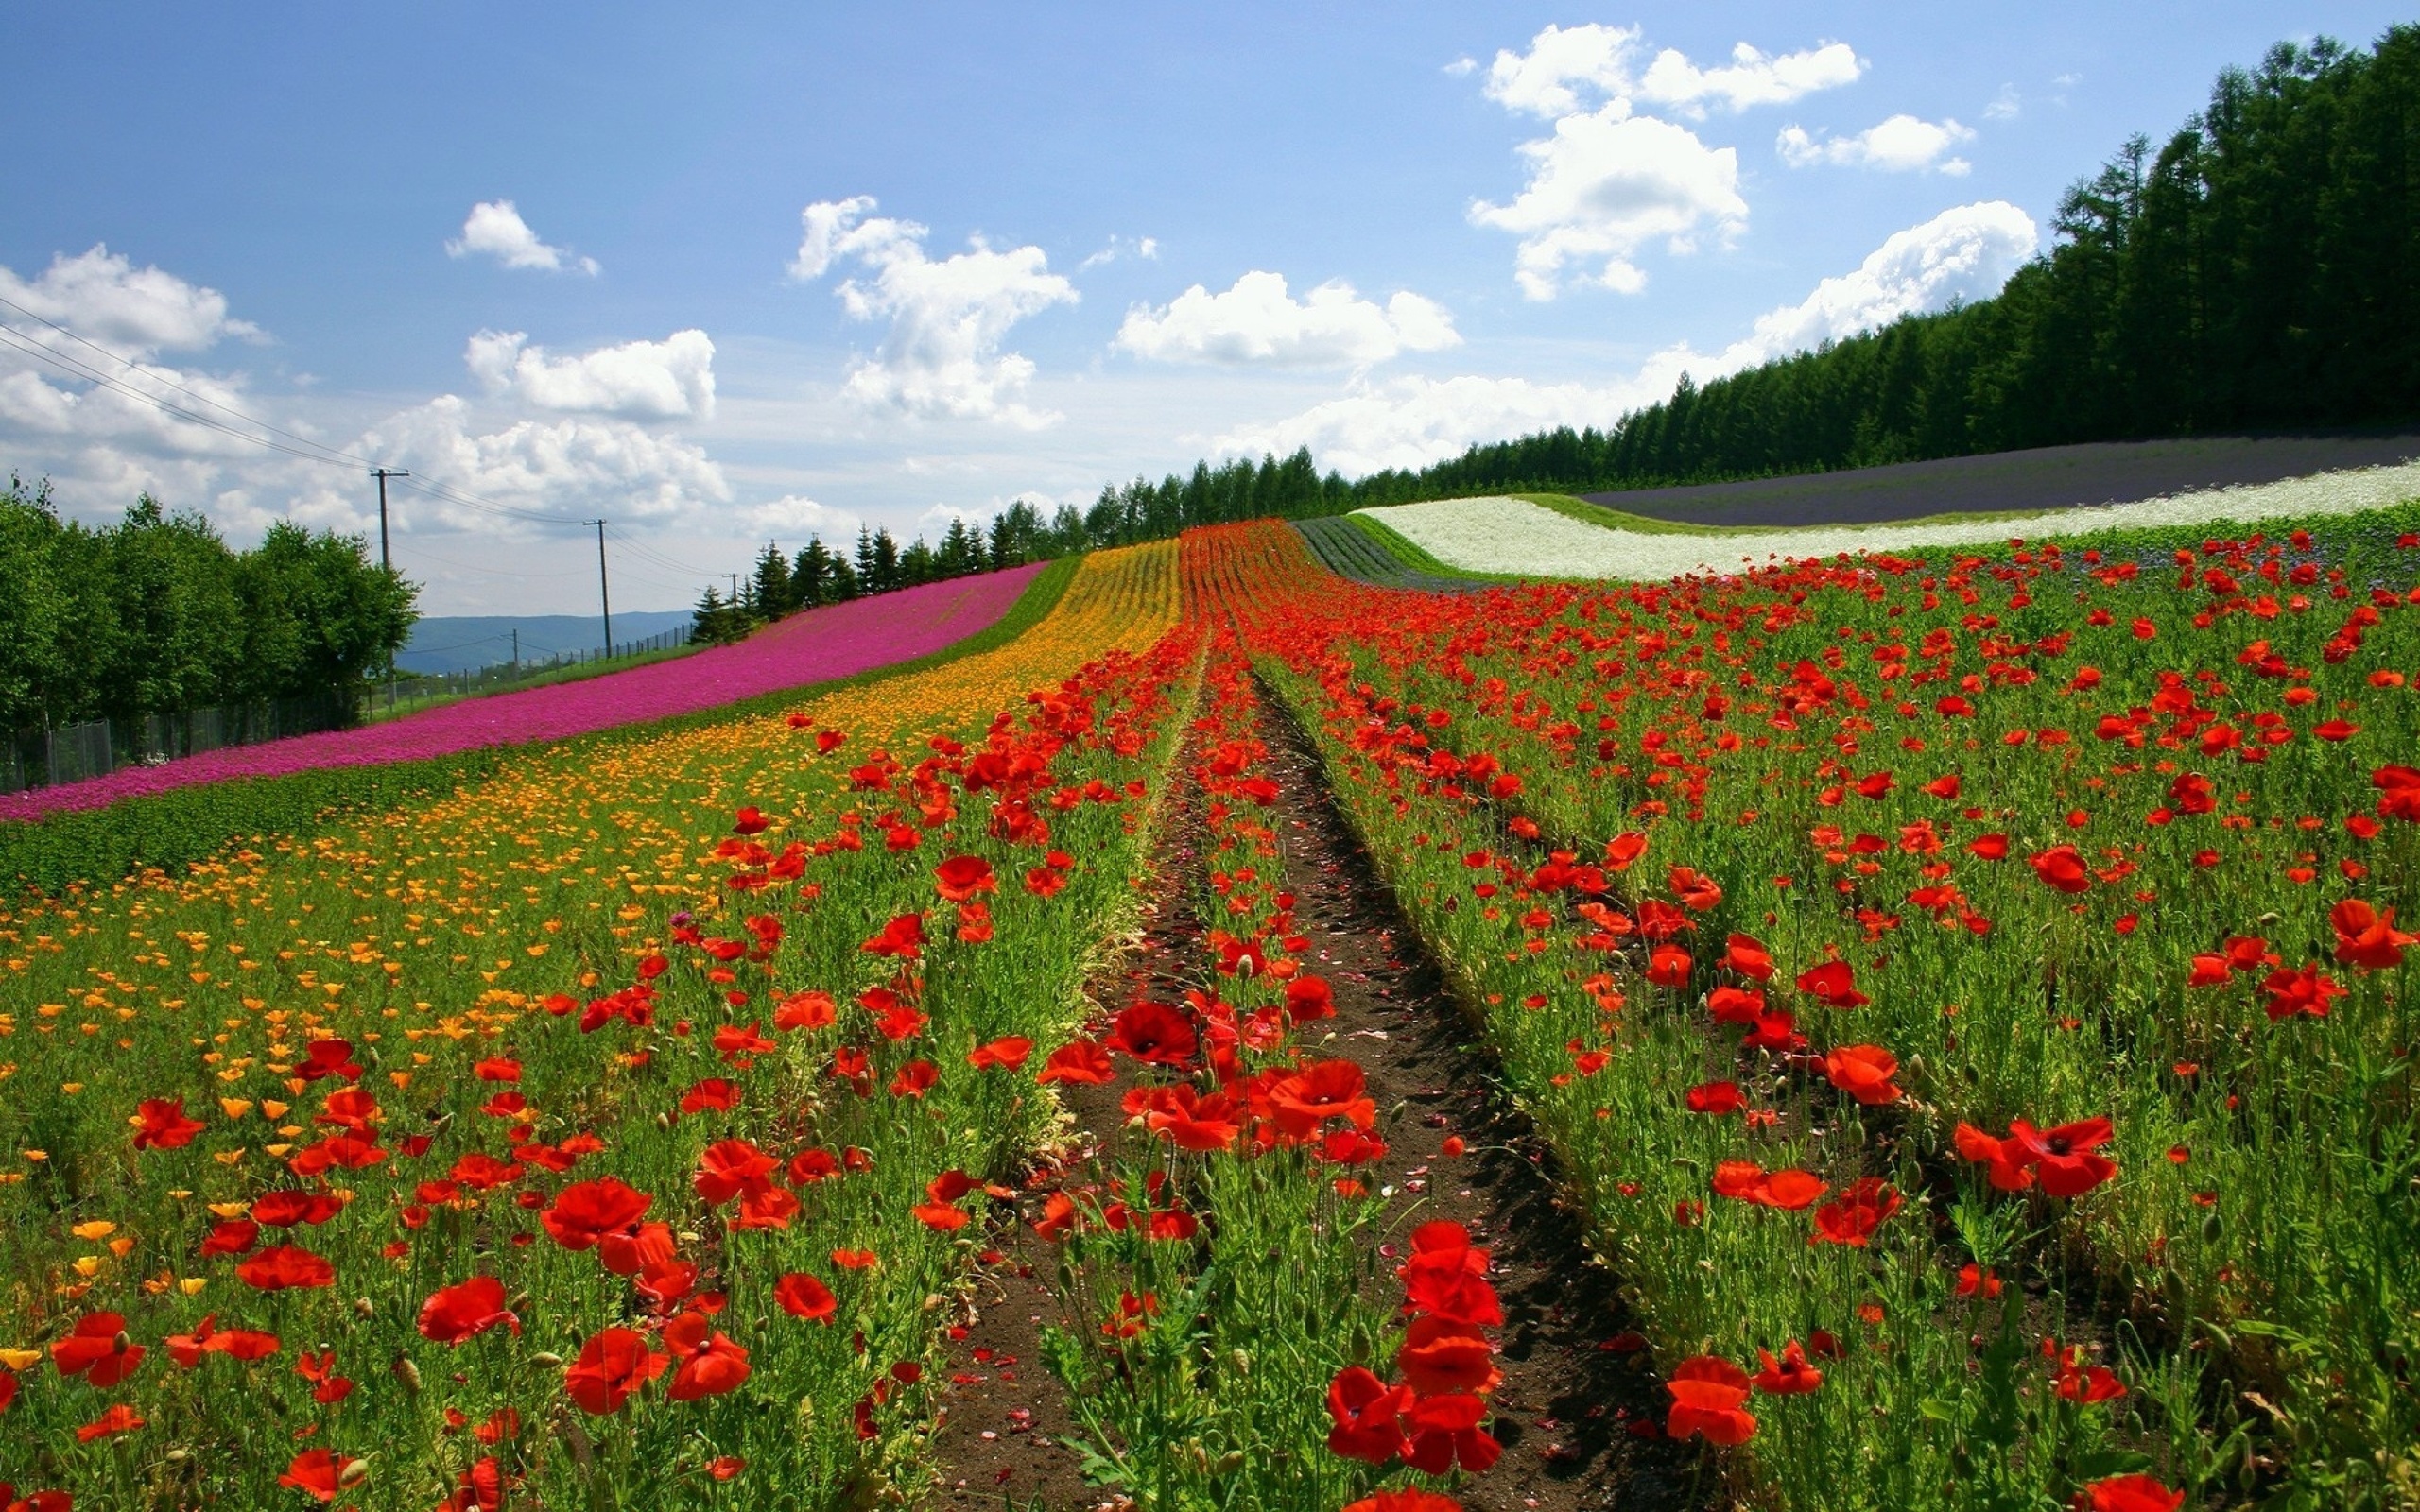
0;476;417;734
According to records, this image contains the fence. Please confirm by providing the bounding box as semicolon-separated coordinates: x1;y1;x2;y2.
2;692;353;796
377;627;693;717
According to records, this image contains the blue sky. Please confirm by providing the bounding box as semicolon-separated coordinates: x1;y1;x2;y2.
4;2;2411;613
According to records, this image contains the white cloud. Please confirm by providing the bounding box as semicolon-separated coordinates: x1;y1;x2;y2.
1115;271;1460;368
1984;84;2021;122
1481;24;1861;118
1443;56;1478;77
1639;41;1865;116
0;244;263;357
1219;201;2038;476
445;200;599;276
464;328;717;421
1779;114;1976;174
787;196;1078;428
1469;105;1745;299
362;395;729;524
1079;234;1162;271
745;492;861;541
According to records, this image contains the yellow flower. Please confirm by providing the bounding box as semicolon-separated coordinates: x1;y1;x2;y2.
218;1097;253;1119
71;1220;116;1241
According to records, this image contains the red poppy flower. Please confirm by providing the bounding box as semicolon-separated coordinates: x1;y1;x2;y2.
235;1244;337;1291
76;1403;147;1442
1752;1340;1824;1395
1140;1084;1243;1153
200;1217;261;1257
860;913;925;959
1719;933;1774;980
1646;945;1693;987
278;1449;357;1503
1402;1389;1503;1474
1396;1316;1500;1397
1795;959;1869;1009
130;1096;205;1151
1341;1491;1463;1512
933;854;996;902
1107;1002;1197;1066
1036;1039;1115;1085
1822;1043;1902;1105
2081;1474;2185;1512
1024;867;1068;898
1265;1059;1376;1138
418;1276;521;1345
2330;898;2416;971
773;1272;838;1324
2261;963;2346;1022
2028;846;2092;894
1685;1081;1745;1115
664;1311;751;1400
773;989;837;1030
1955;1123;2036;1192
543;1178;651;1252
1398;1224;1502;1327
2008;1117;2118;1197
1966;833;2010;860
1283;975;1337;1022
563;1327;669;1415
1605;833;1648;870
1707;985;1766;1023
0;1371;16;1414
695;1139;781;1204
1665;1355;1756;1445
965;1035;1033;1071
1325;1365;1410;1463
1810;1177;1901;1246
52;1312;146;1386
297;1038;362;1083
2186;953;2231;988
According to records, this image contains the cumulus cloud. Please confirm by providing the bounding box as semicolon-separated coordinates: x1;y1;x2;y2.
788;195;1078;428
0;244;263;357
745;492;861;540
1469;106;1746;299
1219;201;2038;476
361;395;729;524
464;329;717;421
1079;234;1161;270
1778;114;1976;174
1481;23;1862;118
446;200;599;275
1115;271;1460;368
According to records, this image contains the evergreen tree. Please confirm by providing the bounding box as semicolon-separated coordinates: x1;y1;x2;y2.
870;528;900;593
752;541;792;620
793;537;835;609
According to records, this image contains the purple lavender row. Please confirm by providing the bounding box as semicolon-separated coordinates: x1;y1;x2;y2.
0;564;1045;823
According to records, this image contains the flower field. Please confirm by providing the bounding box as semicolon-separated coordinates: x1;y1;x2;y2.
8;499;2420;1512
0;564;1046;824
1360;463;2420;581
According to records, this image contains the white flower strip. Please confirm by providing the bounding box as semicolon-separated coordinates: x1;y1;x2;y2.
1359;462;2420;580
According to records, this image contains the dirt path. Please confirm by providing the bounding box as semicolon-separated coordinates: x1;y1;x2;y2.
925;693;1705;1510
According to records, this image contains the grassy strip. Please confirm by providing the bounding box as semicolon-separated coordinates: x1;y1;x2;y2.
0;556;1082;899
1344;513;1531;584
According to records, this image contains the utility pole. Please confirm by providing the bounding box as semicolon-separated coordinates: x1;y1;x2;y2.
590;520;613;655
510;627;519;673
370;468;409;572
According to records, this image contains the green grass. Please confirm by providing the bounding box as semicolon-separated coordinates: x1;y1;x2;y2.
0;556;1082;899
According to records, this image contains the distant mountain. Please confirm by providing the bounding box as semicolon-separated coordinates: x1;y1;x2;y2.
397;612;695;675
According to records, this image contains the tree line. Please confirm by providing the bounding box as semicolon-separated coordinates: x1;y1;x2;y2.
1057;27;2420;513
0;477;419;737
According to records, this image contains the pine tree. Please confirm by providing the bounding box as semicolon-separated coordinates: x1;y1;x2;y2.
752;541;792;621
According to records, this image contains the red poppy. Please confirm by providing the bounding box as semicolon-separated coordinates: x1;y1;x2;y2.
2186;953;2231;988
1605;833;1648;870
965;1036;1034;1071
1955;1123;2036;1192
1283;975;1337;1022
773;1272;838;1324
76;1403;147;1442
235;1244;337;1291
297;1038;362;1083
278;1449;357;1503
2008;1117;2118;1197
1822;1044;1902;1106
1035;1040;1115;1085
934;854;996;902
2261;963;2346;1022
542;1177;652;1252
130;1096;205;1151
1810;1177;1901;1246
418;1276;521;1345
2330;898;2416;971
1325;1365;1410;1463
1795;959;1869;1009
1719;933;1774;980
1646;945;1693;987
913;1169;973;1230
52;1312;146;1386
1341;1491;1463;1512
1396;1317;1500;1397
1707;985;1766;1023
2028;846;2092;894
1024;867;1068;898
860;913;926;959
774;989;838;1030
1966;833;2010;860
1397;1224;1502;1327
563;1327;668;1415
1106;1002;1197;1066
1685;1081;1745;1115
664;1311;751;1400
1402;1389;1503;1474
2081;1474;2186;1512
1141;1084;1243;1153
1752;1340;1824;1395
1265;1059;1376;1138
0;1371;16;1414
1665;1355;1756;1444
695;1139;781;1204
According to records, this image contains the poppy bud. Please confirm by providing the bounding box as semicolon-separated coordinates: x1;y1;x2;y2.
338;1459;372;1489
528;1352;564;1368
1229;1349;1251;1377
354;1298;374;1319
391;1356;423;1393
2201;1212;2222;1245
